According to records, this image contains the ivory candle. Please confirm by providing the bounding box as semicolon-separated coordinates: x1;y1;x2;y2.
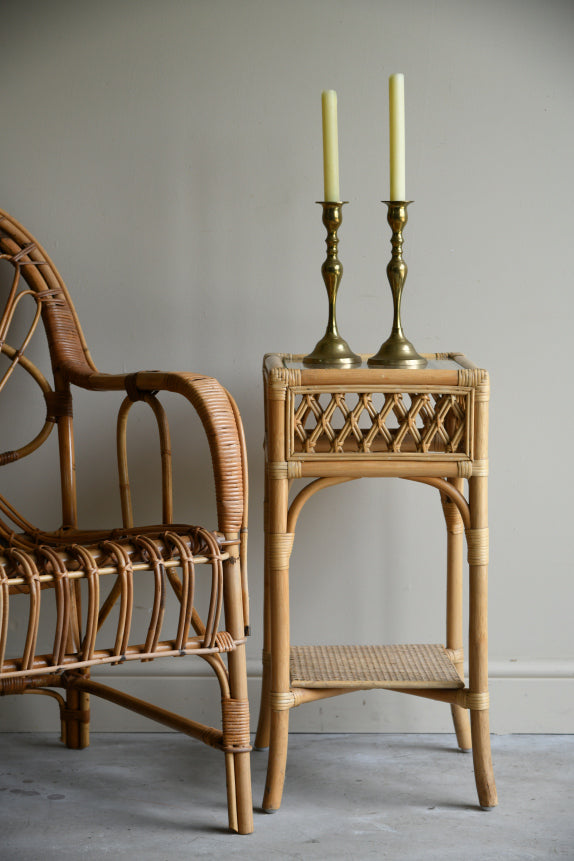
322;90;340;201
389;74;406;200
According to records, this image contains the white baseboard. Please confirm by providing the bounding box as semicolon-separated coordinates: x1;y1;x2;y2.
1;658;572;734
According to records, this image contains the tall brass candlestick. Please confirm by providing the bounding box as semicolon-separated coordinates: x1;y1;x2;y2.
368;201;427;369
304;202;361;367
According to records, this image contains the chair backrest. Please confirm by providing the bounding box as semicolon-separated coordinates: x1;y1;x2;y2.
0;210;96;382
0;209;248;547
0;209;96;541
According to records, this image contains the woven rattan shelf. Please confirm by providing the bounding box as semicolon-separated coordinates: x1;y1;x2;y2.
255;352;497;814
290;644;465;690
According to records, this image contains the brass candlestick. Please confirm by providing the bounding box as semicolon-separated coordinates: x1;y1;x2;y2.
368;201;427;369
303;201;361;367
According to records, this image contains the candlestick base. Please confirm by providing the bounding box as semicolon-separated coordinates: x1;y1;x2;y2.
368;201;427;370
367;331;427;369
303;331;362;367
304;202;361;368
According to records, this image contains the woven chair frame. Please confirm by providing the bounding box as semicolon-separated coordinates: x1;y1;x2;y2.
0;209;253;834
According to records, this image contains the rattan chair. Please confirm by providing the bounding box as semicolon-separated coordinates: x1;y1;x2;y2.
0;208;253;834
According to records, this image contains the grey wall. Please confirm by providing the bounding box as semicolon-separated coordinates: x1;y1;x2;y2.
1;0;573;732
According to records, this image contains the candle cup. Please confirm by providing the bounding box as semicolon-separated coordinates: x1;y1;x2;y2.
368;201;427;369
303;202;361;368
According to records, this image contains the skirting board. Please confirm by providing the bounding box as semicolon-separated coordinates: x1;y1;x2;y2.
0;659;572;734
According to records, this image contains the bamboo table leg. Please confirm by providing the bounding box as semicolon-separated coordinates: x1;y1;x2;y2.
443;477;472;751
467;378;497;807
261;473;293;812
260;373;293;812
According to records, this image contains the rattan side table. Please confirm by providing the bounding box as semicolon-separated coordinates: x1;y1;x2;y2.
254;351;498;812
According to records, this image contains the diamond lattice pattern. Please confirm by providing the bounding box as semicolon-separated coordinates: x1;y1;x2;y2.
291;390;469;455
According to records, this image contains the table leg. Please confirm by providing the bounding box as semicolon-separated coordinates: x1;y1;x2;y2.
254;652;271;750
263;708;291;812
443;477;472;751
468;469;498;808
261;470;293;812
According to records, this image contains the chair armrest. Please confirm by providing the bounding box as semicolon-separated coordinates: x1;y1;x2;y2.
69;369;246;536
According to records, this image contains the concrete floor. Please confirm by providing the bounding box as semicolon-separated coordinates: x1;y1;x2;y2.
0;733;572;860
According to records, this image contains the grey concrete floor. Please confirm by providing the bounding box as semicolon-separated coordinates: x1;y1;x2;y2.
0;733;572;860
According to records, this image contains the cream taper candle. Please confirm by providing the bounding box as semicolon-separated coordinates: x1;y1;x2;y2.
389;74;406;200
322;90;340;201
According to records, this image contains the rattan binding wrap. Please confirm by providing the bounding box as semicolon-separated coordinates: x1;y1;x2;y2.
290;643;465;690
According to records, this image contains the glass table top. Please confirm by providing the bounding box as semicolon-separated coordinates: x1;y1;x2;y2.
281;355;465;371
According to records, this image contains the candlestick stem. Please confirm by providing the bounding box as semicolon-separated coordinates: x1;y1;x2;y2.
304;202;361;367
368;201;427;369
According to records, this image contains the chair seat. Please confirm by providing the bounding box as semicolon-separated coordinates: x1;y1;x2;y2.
0;525;246;681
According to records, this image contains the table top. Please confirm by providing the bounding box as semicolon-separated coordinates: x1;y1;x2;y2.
263;352;485;388
281;353;466;372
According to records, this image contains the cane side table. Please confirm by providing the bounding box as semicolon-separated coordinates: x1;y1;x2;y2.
254;351;498;812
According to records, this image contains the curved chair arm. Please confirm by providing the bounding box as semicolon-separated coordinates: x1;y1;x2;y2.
67;368;246;537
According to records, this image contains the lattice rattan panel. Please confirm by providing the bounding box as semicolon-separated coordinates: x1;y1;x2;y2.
288;386;473;458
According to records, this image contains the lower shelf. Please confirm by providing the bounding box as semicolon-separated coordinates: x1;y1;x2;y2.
290;643;464;690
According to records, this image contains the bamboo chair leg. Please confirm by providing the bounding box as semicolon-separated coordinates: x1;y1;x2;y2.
229;747;252;834
225;647;253;835
254;480;271;749
222;547;253;835
225;752;238;833
64;686;90;749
